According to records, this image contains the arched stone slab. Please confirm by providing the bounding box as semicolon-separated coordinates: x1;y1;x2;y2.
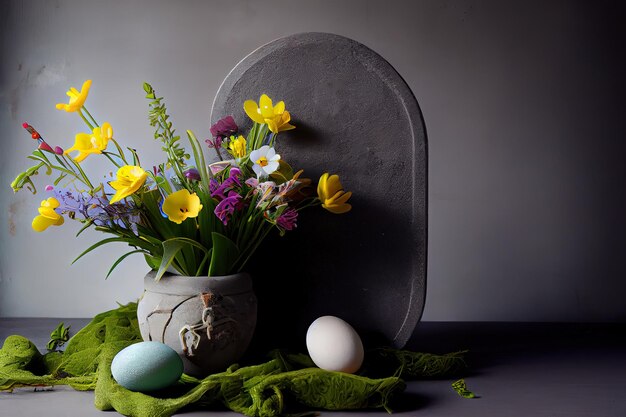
211;33;427;348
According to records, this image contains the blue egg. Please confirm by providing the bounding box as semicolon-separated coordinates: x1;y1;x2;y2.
111;341;183;391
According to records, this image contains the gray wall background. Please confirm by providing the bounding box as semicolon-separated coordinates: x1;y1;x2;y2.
1;0;624;321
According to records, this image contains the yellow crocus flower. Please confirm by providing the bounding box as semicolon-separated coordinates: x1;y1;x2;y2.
32;197;65;232
162;189;203;224
55;80;92;112
64;122;113;163
317;173;352;214
229;135;247;158
244;94;296;134
109;165;148;204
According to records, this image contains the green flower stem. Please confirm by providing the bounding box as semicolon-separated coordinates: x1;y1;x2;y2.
36;151;85;185
214;143;224;161
127;147;141;166
236;198;263;247
297;198;321;211
67;157;95;190
168;148;186;181
236;223;274;272
81;106;99;128
247;123;259;153
102;152;122;168
78;109;94;131
53;154;71;170
44;163;77;179
236;210;269;262
186;130;211;194
269;132;278;147
109;139;128;165
255;124;269;149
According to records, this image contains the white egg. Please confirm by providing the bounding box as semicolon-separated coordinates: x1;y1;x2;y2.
306;316;364;374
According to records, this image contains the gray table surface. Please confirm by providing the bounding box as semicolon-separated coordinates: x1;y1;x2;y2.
1;319;625;417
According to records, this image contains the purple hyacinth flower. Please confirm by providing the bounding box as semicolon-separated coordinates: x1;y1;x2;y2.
276;207;298;231
210;115;238;139
214;191;242;226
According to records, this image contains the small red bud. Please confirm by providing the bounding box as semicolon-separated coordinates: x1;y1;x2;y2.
38;141;54;153
54;146;64;155
22;122;29;129
31;132;40;139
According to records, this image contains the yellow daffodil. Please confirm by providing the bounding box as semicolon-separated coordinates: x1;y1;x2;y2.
109;165;147;204
32;197;64;232
162;189;203;224
317;173;352;214
229;135;247;158
64;122;113;163
244;94;296;134
55;80;92;112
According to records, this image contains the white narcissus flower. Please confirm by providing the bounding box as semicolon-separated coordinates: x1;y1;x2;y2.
250;145;280;178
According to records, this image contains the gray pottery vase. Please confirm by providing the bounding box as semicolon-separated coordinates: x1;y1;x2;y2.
137;271;257;377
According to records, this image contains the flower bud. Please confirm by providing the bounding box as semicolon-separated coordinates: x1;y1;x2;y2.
38;141;54;153
184;168;201;181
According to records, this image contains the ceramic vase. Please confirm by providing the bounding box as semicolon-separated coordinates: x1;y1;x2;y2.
137;271;257;377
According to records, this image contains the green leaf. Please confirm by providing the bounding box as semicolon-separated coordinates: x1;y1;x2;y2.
143;82;156;99
75;219;94;237
106;250;144;279
197;192;219;249
10;162;45;193
195;249;211;276
155;238;209;281
144;254;161;270
72;237;129;265
208;232;239;276
269;159;294;184
187;130;211;193
451;379;478;399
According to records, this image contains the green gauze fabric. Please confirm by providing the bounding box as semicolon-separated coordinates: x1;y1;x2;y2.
0;304;466;417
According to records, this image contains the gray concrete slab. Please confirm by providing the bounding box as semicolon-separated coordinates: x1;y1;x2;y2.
211;33;427;350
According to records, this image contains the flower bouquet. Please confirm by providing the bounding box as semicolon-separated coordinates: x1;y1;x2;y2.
11;80;352;281
11;79;353;374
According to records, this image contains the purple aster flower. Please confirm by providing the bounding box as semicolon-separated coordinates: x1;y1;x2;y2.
210;116;238;140
214;191;242;226
276;207;298;231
